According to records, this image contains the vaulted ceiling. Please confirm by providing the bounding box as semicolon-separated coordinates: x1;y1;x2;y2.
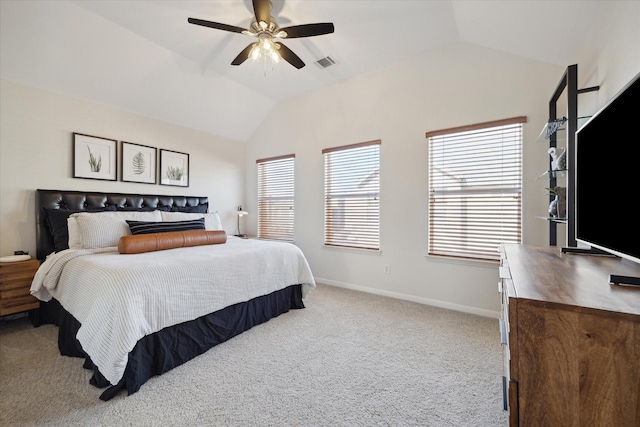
0;1;614;142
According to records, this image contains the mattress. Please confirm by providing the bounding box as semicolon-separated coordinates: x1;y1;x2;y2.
31;237;316;386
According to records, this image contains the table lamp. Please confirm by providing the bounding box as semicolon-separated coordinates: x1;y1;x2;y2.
235;206;248;237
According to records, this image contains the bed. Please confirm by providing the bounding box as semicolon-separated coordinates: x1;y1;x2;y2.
31;189;315;400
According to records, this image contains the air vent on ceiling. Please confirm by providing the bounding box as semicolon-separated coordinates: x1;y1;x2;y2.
315;56;338;69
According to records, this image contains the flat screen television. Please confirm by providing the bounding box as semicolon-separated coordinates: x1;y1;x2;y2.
575;72;640;278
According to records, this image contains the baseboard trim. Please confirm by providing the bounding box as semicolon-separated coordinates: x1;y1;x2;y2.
314;277;501;318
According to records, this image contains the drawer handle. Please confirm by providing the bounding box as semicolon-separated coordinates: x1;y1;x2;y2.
499;319;507;344
502;376;508;411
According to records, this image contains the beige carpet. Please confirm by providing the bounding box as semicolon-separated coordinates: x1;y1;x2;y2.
0;284;507;426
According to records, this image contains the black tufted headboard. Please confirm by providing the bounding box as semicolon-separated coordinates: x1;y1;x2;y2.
36;189;209;261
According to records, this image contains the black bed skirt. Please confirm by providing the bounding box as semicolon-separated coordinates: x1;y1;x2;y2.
39;285;304;400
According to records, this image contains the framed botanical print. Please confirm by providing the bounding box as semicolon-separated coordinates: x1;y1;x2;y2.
159;149;189;187
73;133;117;181
121;141;157;184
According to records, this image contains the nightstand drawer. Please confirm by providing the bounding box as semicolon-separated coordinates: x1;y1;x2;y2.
1;284;34;298
0;295;39;316
0;275;37;290
0;258;40;316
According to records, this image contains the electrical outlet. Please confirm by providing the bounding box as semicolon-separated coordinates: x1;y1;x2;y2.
384;264;391;274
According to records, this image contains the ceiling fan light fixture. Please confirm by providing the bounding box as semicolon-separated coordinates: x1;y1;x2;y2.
249;36;282;69
250;44;261;61
188;0;334;70
262;37;273;51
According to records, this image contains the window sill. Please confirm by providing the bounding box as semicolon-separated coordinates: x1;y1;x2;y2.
323;245;381;255
257;237;296;244
424;253;498;268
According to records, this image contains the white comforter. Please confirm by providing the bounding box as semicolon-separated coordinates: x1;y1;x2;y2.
31;237;315;386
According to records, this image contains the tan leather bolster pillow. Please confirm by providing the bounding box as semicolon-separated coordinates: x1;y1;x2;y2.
118;230;227;254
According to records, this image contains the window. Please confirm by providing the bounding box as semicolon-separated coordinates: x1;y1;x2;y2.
426;117;525;261
257;154;295;241
323;140;380;250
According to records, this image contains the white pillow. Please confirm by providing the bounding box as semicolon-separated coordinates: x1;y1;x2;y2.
72;211;163;249
67;217;82;250
160;211;223;231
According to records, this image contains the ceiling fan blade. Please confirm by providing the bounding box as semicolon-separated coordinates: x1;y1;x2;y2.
252;0;271;26
231;43;256;66
275;43;305;69
280;23;335;39
188;18;247;34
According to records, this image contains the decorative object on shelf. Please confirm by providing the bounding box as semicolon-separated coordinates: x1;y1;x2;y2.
121;141;157;184
548;147;567;170
73;133;117;181
235;206;248;237
547;186;567;219
555;148;566;170
160;149;189;187
544;117;567;139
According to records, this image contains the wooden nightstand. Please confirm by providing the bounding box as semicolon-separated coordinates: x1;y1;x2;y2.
0;257;40;316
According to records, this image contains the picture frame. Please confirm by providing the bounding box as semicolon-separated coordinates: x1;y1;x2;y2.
73;133;117;181
159;149;189;187
121;141;157;184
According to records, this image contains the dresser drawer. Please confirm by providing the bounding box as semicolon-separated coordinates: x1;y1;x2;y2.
499;246;518;423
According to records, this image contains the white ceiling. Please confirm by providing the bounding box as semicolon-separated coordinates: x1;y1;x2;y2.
0;1;613;142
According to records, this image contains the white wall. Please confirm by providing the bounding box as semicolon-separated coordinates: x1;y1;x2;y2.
0;79;246;258
578;1;640;110
243;0;639;317
245;42;565;316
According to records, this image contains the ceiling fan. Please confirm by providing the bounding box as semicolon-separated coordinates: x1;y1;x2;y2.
188;0;334;69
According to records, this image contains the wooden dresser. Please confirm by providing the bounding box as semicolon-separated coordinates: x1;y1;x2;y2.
499;244;640;426
0;257;40;316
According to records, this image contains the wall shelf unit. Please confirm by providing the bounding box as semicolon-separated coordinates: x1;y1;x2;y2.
542;64;599;247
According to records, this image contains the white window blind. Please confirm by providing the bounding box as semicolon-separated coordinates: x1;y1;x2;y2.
257;154;295;241
323;140;380;250
426;117;525;261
